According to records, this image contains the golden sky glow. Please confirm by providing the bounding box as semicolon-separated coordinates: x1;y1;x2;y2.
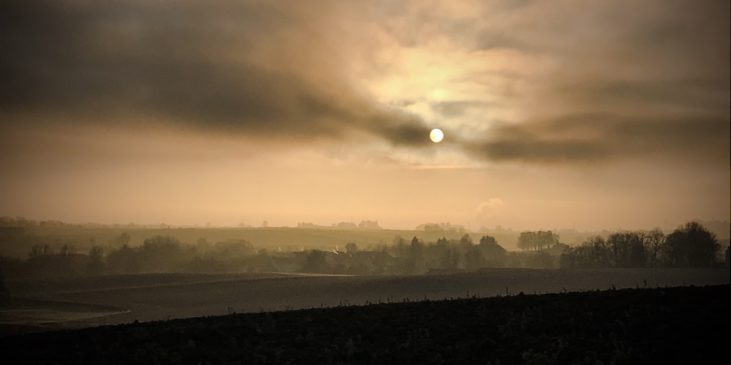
0;0;728;230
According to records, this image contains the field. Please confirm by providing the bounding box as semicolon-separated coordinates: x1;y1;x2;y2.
2;268;728;336
1;285;728;364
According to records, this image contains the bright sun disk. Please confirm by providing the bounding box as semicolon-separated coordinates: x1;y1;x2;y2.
429;128;444;143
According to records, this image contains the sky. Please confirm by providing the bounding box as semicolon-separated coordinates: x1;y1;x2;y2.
1;0;729;231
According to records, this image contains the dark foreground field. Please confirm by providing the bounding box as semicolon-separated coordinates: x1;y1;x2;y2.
1;285;728;364
1;268;728;337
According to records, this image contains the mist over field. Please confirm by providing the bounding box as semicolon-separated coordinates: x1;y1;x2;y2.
1;0;729;363
1;218;728;338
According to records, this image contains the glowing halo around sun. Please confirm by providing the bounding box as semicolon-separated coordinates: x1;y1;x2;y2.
429;128;444;143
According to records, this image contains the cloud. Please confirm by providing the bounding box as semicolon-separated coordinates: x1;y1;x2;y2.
430;101;491;118
0;0;728;165
0;0;430;146
476;198;505;220
469;114;730;164
555;79;730;113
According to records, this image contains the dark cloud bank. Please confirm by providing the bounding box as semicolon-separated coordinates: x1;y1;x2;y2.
471;115;729;164
1;0;729;164
0;0;431;147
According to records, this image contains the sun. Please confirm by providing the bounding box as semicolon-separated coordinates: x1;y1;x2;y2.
429;128;444;143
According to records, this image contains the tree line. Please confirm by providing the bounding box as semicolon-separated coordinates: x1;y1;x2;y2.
0;234;510;278
559;222;726;268
0;221;727;280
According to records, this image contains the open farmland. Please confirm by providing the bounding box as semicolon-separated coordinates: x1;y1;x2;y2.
1;285;728;364
2;268;727;336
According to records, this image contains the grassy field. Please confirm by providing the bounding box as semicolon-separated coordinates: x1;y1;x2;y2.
1;285;727;364
2;268;728;336
0;298;125;325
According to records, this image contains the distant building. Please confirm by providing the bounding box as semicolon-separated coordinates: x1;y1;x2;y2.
358;220;382;230
333;222;357;229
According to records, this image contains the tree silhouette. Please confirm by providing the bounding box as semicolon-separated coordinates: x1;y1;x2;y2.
560;236;612;268
106;244;139;274
607;233;646;268
664;222;719;267
643;229;665;267
478;235;506;266
345;242;358;255
0;268;9;304
464;248;484;270
439;247;459;269
302;250;329;273
518;231;559;251
86;246;105;276
410;237;425;259
113;232;131;246
459;234;473;248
